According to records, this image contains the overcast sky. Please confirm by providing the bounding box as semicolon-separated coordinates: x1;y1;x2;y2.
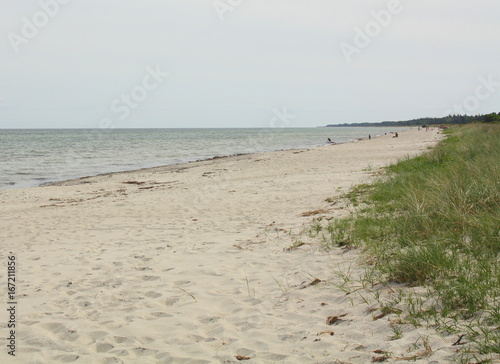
1;0;499;128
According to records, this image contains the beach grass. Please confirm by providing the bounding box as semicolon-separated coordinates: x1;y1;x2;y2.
322;124;499;361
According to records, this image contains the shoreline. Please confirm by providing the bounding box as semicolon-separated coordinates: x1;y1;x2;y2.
0;128;450;363
1;127;406;191
40;132;390;190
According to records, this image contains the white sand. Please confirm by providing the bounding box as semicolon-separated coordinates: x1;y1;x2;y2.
0;128;465;363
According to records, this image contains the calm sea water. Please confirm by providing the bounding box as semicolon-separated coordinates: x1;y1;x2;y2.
0;127;407;189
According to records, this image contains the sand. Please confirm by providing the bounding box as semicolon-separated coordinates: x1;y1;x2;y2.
0;128;465;363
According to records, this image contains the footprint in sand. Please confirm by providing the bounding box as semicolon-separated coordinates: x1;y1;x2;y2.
150;312;173;318
26;336;58;347
165;297;180;306
137;336;156;344
145;291;162;298
51;354;80;362
131;347;158;356
111;336;128;344
23;320;40;326
88;331;108;340
110;349;129;357
134;266;152;271
142;275;160;281
173;280;190;286
262;353;289;361
20;347;41;353
96;343;114;353
173;335;208;345
41;322;79;342
133;255;152;263
103;357;125;364
199;316;221;324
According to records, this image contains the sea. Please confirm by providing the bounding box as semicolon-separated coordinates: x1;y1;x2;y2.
0;127;408;190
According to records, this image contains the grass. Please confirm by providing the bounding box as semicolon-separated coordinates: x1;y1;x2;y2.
321;124;500;360
177;287;197;302
269;272;290;292
244;269;255;298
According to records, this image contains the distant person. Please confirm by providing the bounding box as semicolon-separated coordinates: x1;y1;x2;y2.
393;132;398;138
368;135;371;140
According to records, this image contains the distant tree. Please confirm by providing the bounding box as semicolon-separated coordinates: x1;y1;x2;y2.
484;113;497;123
325;112;499;127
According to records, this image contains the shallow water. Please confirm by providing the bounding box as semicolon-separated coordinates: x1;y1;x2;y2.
0;127;406;189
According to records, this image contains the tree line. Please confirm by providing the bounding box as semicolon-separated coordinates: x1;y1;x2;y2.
326;112;500;127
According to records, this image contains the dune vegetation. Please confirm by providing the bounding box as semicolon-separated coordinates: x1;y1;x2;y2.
319;124;499;362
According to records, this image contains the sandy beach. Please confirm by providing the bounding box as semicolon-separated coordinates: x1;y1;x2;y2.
0;128;458;363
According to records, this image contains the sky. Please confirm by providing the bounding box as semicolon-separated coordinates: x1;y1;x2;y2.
1;0;499;128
